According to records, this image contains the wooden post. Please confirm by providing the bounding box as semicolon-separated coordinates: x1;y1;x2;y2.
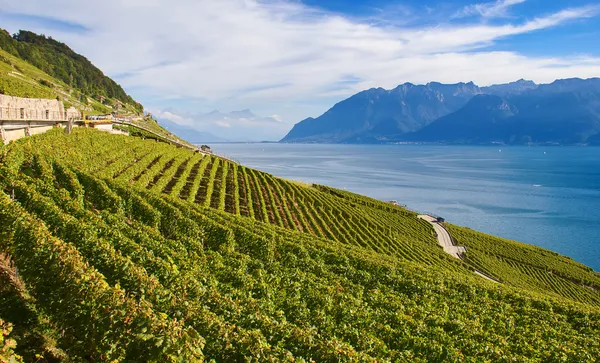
65;118;74;135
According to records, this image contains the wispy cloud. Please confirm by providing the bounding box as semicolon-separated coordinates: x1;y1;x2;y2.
149;107;289;140
215;120;231;128
152;110;191;126
456;0;527;19
2;0;600;140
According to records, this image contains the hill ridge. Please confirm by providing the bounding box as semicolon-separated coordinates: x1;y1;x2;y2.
282;77;600;144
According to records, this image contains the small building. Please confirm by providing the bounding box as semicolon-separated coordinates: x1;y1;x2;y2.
86;114;113;121
200;144;212;152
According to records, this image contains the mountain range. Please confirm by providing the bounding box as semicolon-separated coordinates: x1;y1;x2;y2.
156;118;229;143
155;109;284;142
281;78;600;145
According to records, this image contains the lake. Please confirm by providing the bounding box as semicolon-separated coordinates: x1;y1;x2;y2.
212;143;600;271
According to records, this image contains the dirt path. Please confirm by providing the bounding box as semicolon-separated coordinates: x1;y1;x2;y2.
418;215;500;283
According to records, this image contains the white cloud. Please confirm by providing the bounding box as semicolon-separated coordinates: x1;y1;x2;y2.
152;110;191;126
215;120;231;128
457;0;527;19
2;0;600;139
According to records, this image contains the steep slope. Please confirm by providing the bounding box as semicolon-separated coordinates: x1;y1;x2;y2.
1;129;599;361
0;29;198;147
405;94;519;143
0;29;142;113
409;78;600;144
11;128;599;305
281;82;481;143
0;46;112;114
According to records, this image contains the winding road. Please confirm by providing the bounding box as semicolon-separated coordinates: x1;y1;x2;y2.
418;215;499;283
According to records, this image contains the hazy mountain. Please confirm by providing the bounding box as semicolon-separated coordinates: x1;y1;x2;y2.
407;78;600;144
157;118;229;143
404;95;518;143
155;109;285;142
280;82;481;143
481;79;538;97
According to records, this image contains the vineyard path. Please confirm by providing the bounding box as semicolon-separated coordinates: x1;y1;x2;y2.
418;215;500;284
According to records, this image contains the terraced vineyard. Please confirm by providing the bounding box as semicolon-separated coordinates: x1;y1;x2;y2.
1;128;600;361
8;128;600;304
448;224;600;305
22;128;466;274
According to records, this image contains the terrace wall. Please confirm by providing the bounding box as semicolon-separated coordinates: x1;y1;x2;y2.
0;94;81;120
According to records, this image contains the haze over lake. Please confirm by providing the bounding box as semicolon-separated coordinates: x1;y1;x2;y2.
214;143;600;271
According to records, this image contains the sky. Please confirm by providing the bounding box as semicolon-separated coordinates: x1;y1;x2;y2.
1;0;600;141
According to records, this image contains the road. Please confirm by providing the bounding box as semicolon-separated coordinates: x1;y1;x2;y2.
418;215;465;259
418;215;499;283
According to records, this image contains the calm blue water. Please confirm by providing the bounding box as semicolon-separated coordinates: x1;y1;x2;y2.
212;143;600;271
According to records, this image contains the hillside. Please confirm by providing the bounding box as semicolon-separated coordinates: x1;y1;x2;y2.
409;78;600;144
0;46;114;115
404;94;520;143
0;29;139;116
281;78;600;145
0;29;142;113
0;29;199;148
1;128;599;361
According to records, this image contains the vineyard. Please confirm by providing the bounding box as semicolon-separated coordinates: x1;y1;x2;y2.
0;128;599;361
15;128;465;274
447;224;600;305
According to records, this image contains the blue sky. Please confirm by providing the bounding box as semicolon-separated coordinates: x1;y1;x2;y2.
1;0;600;140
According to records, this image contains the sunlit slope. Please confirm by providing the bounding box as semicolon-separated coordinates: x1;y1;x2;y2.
6;128;600;306
0;48;109;112
0;33;192;147
13;128;464;273
1;129;599;361
448;225;600;305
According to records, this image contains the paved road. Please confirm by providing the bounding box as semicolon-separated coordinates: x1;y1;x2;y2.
418;215;499;283
418;215;465;259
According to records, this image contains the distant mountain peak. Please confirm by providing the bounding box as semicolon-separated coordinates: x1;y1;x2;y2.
281;78;600;145
481;79;538;97
281;81;482;143
406;78;600;144
230;109;256;119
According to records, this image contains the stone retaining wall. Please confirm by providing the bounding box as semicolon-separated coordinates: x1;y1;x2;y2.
0;94;80;120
